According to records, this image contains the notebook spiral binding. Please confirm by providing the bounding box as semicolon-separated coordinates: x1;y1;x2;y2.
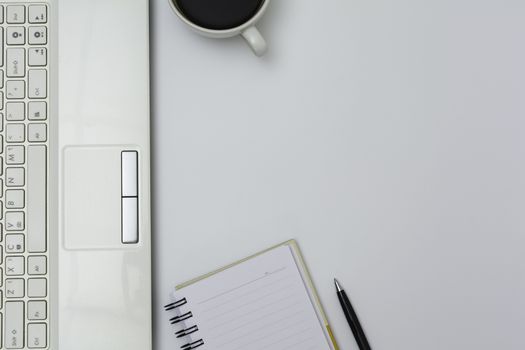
165;298;205;349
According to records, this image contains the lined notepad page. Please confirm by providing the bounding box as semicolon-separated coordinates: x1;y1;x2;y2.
173;245;333;350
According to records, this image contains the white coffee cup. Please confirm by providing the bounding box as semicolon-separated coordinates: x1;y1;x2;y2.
168;0;270;57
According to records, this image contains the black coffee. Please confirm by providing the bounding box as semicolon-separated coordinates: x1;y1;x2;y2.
175;0;265;30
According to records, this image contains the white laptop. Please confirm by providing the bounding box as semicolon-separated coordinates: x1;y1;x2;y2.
0;0;152;349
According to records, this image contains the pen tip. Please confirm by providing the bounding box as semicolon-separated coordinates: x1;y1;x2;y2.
334;278;343;292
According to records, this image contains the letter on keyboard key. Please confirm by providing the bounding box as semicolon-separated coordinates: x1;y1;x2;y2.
5;212;25;231
5;279;24;298
27;146;47;252
5;234;24;253
5;301;24;349
5;256;24;276
5;189;25;209
6;146;25;164
6;168;25;187
28;70;47;99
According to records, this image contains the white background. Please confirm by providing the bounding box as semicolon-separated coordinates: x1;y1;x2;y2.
151;0;525;349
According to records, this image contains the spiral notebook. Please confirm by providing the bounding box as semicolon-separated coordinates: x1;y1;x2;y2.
164;240;339;350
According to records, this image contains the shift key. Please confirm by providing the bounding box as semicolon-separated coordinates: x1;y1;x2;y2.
5;301;24;349
27;145;47;253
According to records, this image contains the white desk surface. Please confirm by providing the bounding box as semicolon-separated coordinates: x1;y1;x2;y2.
151;0;525;349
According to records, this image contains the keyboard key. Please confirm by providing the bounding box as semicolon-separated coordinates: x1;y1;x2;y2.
5;190;24;209
28;70;47;99
6;102;25;121
28;48;47;67
5;146;25;165
5;211;24;231
6;124;25;142
5;301;24;348
0;27;3;66
6;5;25;24
28;26;46;45
6;48;25;77
28;278;47;298
5;256;24;275
28;102;46;120
5;234;24;253
27;256;46;275
6;80;25;99
28;123;47;142
28;5;47;24
6;168;24;187
0;5;4;24
27;146;47;253
27;323;46;348
6;26;25;45
5;279;24;298
27;301;47;320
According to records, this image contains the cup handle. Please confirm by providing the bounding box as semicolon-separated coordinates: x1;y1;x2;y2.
242;26;268;57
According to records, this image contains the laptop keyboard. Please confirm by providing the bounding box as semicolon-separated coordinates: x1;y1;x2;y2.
0;3;49;349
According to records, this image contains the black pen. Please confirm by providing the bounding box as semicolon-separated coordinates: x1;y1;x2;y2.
334;278;372;350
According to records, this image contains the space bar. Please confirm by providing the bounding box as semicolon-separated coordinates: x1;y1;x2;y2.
27;145;47;253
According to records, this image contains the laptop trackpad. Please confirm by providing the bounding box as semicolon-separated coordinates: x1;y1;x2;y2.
64;146;132;250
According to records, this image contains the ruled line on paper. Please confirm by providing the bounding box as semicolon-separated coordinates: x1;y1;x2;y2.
197;266;287;305
212;310;309;348
205;297;303;337
229;326;313;350
260;334;317;350
208;280;295;316
201;288;297;326
198;274;294;317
